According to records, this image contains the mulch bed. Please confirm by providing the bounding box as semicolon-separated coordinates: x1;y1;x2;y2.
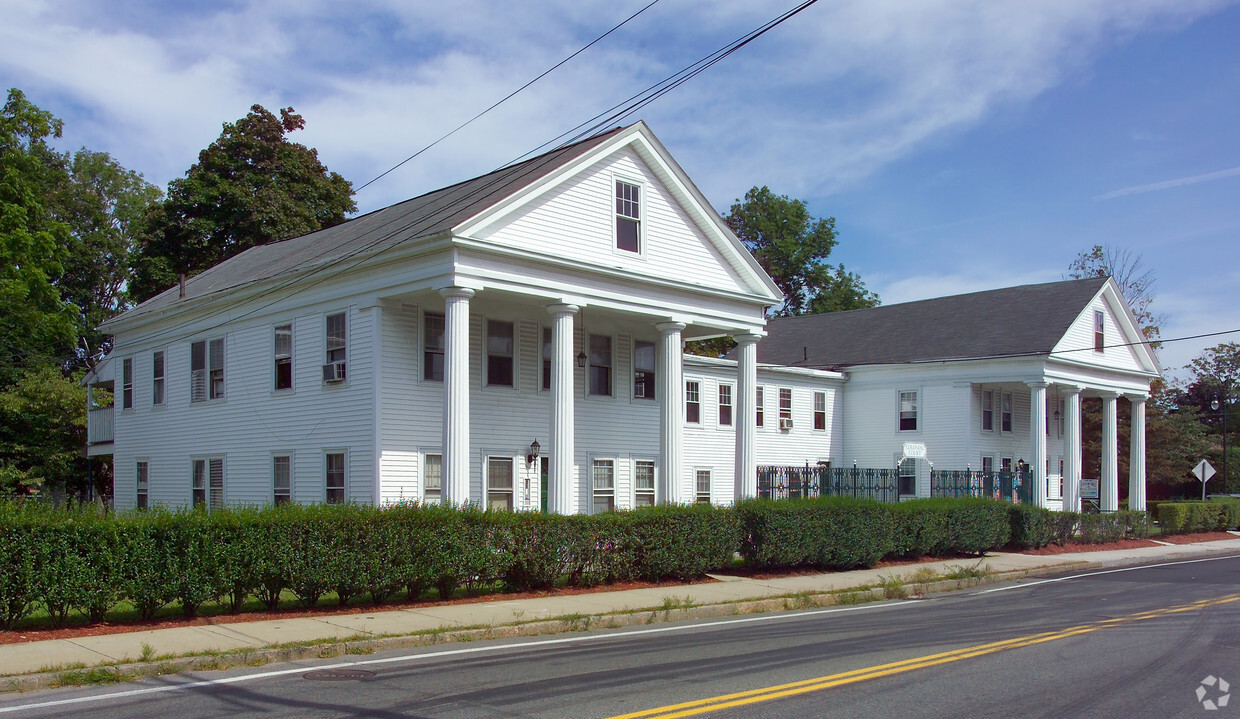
1016;530;1239;555
1154;531;1238;544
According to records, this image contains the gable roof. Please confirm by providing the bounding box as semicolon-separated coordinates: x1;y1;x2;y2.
108;125;630;326
757;277;1115;368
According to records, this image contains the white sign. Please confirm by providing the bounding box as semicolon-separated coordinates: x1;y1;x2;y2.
1080;478;1100;500
1194;459;1217;483
902;442;927;459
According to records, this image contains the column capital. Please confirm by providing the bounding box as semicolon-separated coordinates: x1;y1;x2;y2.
1097;391;1121;400
439;286;476;300
1125;393;1149;404
1025;381;1048;389
732;332;763;345
546;302;579;316
1058;384;1083;397
655;321;687;334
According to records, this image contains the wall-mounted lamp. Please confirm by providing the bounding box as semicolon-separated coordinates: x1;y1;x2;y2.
1053;409;1062;422
576;350;587;368
527;439;541;465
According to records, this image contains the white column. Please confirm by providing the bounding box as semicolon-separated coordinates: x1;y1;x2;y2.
440;287;474;506
1027;382;1047;508
1129;395;1147;512
547;303;578;514
656;322;686;504
734;333;761;501
1063;388;1082;513
1100;392;1119;512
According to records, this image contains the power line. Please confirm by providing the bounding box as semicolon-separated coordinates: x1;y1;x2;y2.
354;0;662;194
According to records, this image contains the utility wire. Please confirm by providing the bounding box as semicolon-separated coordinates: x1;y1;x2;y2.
354;0;662;194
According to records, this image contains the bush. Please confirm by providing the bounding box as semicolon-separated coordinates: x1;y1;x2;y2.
1157;502;1229;534
737;497;894;570
1209;498;1240;530
1008;504;1056;549
890;498;1013;556
627;504;739;581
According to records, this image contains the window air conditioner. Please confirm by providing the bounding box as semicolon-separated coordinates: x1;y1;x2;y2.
779;417;794;431
322;362;347;383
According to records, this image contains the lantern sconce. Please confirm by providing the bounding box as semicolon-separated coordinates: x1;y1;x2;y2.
527;439;541;465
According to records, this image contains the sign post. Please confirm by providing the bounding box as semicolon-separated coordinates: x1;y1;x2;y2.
1193;459;1217;500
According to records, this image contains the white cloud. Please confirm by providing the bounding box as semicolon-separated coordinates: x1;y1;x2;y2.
1097;166;1240;200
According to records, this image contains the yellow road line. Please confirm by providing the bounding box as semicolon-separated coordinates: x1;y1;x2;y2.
605;592;1240;719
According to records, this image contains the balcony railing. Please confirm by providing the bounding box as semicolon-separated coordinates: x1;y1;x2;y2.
88;406;114;444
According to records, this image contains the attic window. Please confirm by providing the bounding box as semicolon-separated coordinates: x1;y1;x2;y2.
615;180;640;253
1093;310;1105;352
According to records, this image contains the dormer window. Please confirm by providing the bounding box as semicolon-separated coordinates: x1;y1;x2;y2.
615;180;640;253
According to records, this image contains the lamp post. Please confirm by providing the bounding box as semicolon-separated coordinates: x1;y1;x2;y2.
1211;399;1228;493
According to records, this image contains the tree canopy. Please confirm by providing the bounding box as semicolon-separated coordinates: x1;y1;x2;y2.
725;186;878;317
130;105;356;302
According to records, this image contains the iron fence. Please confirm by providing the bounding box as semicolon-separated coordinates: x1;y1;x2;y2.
756;465;899;504
930;468;1034;504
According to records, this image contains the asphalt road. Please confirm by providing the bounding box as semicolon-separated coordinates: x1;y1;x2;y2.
5;555;1240;719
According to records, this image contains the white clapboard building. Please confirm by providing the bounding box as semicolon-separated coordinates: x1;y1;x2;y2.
83;123;1159;514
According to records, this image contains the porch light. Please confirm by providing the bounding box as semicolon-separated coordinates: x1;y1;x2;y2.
576;350;588;368
527;439;541;464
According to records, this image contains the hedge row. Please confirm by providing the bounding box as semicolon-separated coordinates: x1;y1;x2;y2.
0;497;1156;631
1155;499;1240;534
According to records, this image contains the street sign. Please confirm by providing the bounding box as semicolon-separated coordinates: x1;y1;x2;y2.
1193;459;1216;483
902;442;927;459
1080;478;1100;500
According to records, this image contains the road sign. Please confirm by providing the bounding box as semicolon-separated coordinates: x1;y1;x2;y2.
1194;459;1216;483
1080;478;1100;500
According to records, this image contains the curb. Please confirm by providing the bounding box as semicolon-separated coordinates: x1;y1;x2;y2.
4;548;1237;694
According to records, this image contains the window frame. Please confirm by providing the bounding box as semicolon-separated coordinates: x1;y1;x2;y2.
633;339;656;400
685;380;701;424
613;177;643;255
1093;309;1105;353
325;312;347;383
274;323;293;392
981;389;994;432
121;357;133;410
541;326;552;392
718;383;734;427
423;311;445;382
779;388;792;423
325;451;347;504
423;452;442;505
136;460;149;510
1001;391;1013;433
756;386;765;428
634;459;656;507
588;333;613;397
191;456;225;511
592;458;616;514
151;351;165;406
190;337;225;402
485;455;515;511
694;468;712;504
484;318;516;388
813;391;827;431
272;454;292;505
897;457;916;497
898;389;919;432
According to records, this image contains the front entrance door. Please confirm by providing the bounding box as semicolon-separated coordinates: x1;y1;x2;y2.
540;457;549;512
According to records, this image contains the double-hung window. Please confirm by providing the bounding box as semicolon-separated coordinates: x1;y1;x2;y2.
589;334;612;396
191;338;225;402
136;461;149;509
325;452;346;504
592;459;615;513
685;380;701;423
634;460;655;507
813;391;827;431
486;320;514;387
1001;392;1013;432
424;312;445;381
274;324;293;390
718;384;733;426
486;457;514;511
542;327;553;391
121;358;133;409
615;180;640;253
273;455;291;505
898;458;916;496
1093;310;1105;352
981;389;994;431
633;340;655;399
898;390;918;431
325;313;346;380
695;470;712;504
152;351;165;406
756;386;765;427
192;457;224;511
424;454;442;504
779;388;792;424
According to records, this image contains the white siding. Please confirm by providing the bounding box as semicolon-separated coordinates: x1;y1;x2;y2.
1053;299;1145;372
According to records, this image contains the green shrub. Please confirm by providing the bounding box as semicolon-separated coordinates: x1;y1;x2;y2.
1209;498;1240;530
889;498;1012;556
1051;512;1078;545
118;509;178;620
737;497;895;570
1157;502;1229;534
1007;504;1056;549
627;504;739;581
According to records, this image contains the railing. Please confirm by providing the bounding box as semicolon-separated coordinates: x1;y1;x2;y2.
930;468;1034;504
87;406;114;444
757;465;899;504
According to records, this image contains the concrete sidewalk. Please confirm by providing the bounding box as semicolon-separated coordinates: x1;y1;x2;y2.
4;537;1240;684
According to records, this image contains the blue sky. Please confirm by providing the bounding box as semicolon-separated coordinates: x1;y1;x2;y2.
2;0;1237;380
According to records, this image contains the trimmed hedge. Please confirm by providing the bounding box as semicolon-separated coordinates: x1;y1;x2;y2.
0;497;1165;631
1157;501;1232;534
